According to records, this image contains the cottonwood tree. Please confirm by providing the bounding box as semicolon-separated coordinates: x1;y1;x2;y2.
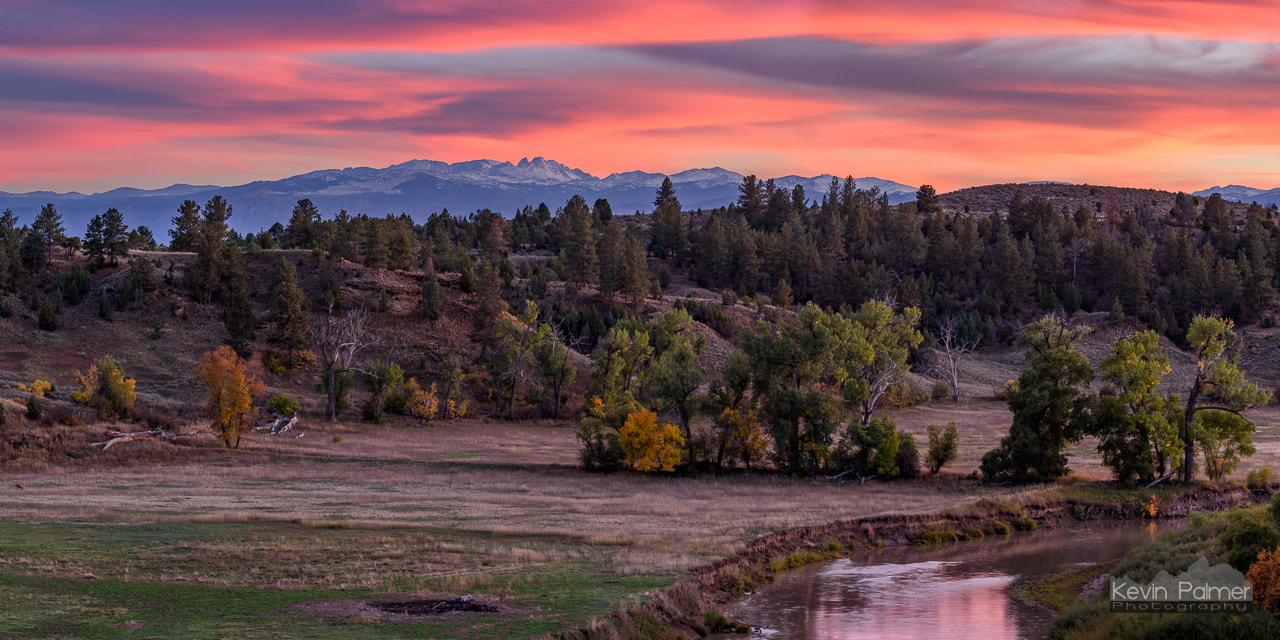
843;299;923;425
312;305;381;421
1179;315;1269;482
197;345;267;448
932;314;979;402
1092;330;1180;482
493;301;550;418
534;328;577;420
737;303;855;473
648;330;703;460
981;316;1094;483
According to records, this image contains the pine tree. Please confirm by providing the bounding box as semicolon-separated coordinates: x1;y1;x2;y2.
83;214;106;267
649;177;685;259
560;195;597;284
222;250;256;358
268;259;310;363
184;196;233;304
169;200;202;251
283;199;319;249
30;203;65;269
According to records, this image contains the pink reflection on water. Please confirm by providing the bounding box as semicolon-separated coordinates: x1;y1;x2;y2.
803;560;1017;639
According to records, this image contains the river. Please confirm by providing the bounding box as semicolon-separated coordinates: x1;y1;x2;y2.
712;519;1182;640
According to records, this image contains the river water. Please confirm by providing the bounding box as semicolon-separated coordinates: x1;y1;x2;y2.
713;520;1182;640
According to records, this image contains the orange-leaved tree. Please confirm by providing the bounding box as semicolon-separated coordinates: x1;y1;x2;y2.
197;346;266;448
619;408;684;472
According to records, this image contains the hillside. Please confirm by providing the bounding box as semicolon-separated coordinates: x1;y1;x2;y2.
938;182;1253;217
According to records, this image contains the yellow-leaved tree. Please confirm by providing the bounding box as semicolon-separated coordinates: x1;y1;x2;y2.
619;409;684;472
196;346;266;448
71;356;136;419
404;378;440;425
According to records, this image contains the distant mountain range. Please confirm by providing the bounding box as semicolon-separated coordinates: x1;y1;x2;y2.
0;157;918;238
1193;184;1280;208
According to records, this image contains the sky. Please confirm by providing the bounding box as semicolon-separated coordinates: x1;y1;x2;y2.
3;0;1280;194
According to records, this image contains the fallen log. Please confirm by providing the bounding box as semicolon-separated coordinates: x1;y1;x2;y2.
90;428;163;451
91;428;208;451
252;411;299;435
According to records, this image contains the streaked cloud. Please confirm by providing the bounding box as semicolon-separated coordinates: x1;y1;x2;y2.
3;1;1280;193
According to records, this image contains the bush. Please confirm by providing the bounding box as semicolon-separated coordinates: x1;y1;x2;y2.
619;409;684;472
1272;491;1280;529
927;422;959;475
268;393;301;416
25;395;44;420
1219;508;1280;572
896;431;922;479
1015;517;1038;531
1247;547;1280;614
915;530;960;545
37;297;58;331
930;380;952;402
1248;467;1275;490
987;520;1011;535
963;527;984;539
71;355;137;419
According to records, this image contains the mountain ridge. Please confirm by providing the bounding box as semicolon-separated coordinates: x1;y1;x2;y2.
0;157;917;236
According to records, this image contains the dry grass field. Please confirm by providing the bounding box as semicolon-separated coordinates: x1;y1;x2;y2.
4;251;1280;637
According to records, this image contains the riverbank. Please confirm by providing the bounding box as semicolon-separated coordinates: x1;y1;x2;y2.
552;483;1275;640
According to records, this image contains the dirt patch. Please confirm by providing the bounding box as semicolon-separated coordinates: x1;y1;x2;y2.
374;597;499;615
291;595;503;624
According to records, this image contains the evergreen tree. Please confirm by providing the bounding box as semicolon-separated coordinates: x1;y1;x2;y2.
99;208;128;266
560;195;597;284
169;200;202;251
267;258;310;362
183;196;233;304
83;214;106;266
915;184;941;215
29;203;65;269
222;250;256;358
649;177;685;259
283;199;319;249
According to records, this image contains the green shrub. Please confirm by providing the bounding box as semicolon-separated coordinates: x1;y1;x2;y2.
37;297;58;331
1271;492;1280;529
824;540;844;552
931;381;952;401
964;527;984;539
987;520;1011;535
1015;517;1038;531
915;530;960;545
25;395;44;420
897;431;922;479
1219;508;1280;572
927;422;959;475
1247;467;1274;489
268;393;301;416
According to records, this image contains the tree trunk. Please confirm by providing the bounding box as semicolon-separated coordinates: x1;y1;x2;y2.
1182;377;1202;483
326;362;338;422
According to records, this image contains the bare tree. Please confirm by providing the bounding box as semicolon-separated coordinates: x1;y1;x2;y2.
934;315;980;402
1063;238;1092;285
312;304;381;422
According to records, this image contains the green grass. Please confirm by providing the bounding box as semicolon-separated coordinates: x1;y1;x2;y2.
1012;561;1114;613
0;519;678;640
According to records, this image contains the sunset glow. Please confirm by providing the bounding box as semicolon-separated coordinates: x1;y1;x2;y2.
5;0;1280;193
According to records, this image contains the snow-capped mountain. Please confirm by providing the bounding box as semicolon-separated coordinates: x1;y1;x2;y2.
0;157;918;236
1193;184;1280;207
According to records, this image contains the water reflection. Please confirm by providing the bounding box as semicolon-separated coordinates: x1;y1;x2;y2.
718;521;1181;640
